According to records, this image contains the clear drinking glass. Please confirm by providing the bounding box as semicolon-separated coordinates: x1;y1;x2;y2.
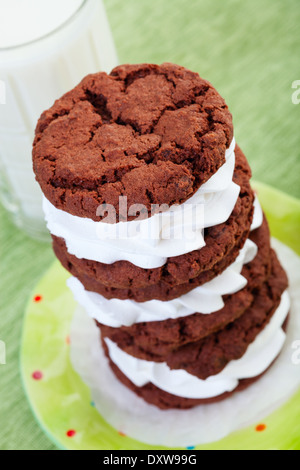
0;0;118;240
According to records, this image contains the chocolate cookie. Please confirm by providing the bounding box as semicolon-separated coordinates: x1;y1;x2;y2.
33;63;233;221
97;217;272;356
100;250;288;379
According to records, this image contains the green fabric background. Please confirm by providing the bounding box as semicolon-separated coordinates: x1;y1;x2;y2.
0;0;299;450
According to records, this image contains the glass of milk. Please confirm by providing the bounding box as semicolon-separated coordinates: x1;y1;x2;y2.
0;0;118;240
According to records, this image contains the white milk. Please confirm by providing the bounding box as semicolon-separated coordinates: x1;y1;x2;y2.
0;0;118;239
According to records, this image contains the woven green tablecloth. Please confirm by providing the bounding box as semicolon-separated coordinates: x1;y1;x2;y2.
0;0;299;450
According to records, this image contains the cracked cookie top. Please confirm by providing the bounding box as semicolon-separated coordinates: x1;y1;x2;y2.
33;63;233;221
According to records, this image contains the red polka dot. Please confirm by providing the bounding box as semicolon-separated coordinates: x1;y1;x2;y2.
66;430;76;438
34;295;43;303
32;371;43;381
118;431;126;437
256;424;267;432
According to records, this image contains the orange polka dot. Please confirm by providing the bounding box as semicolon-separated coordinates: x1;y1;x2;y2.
256;424;267;432
65;335;70;345
118;431;126;437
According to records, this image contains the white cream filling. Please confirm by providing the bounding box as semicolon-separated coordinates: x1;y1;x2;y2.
44;138;239;269
104;291;290;399
68;239;258;327
251;196;263;231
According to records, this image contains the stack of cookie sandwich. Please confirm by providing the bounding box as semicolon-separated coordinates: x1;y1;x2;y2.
33;63;290;410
